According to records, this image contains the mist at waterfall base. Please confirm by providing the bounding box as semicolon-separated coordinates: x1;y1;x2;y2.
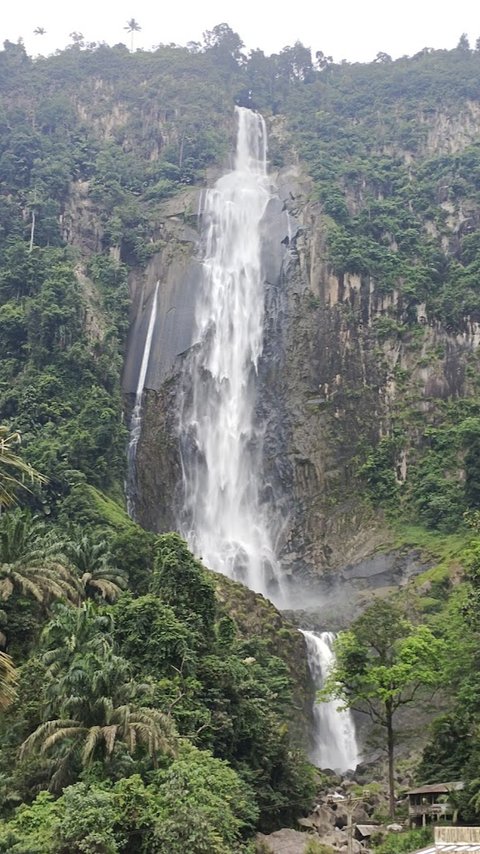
302;631;360;773
178;107;283;601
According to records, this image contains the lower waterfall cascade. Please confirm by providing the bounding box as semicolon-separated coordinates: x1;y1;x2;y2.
301;631;360;773
130;107;360;773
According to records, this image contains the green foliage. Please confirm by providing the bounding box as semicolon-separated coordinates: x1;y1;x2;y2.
0;748;258;853
373;826;432;853
325;599;444;815
358;434;403;504
151;533;216;639
304;842;335;854
9;31;480;846
113;594;192;675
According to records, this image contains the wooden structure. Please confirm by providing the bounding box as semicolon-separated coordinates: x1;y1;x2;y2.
407;781;464;828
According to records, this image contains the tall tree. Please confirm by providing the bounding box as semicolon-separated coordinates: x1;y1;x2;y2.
62;532;127;602
124;18;141;52
20;647;176;790
322;600;444;817
0;428;45;509
0;510;80;608
0;650;16;710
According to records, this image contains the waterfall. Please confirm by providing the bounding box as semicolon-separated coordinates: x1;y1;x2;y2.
175;107;357;768
178;107;282;600
126;281;159;518
301;630;360;773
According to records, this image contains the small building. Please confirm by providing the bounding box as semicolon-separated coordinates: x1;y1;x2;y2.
407;781;464;828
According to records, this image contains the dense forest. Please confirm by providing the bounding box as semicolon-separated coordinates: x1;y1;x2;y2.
1;24;480;853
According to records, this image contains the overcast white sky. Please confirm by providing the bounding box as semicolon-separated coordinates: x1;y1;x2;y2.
3;0;480;63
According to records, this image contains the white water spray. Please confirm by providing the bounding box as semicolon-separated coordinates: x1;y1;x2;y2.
301;630;360;772
127;281;159;518
179;107;281;599
174;108;358;765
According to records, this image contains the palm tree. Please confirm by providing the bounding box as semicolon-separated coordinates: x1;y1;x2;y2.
0;651;16;710
0;511;80;606
0;427;46;509
124;18;141;51
21;704;175;766
63;533;127;602
41;602;113;680
20;649;176;790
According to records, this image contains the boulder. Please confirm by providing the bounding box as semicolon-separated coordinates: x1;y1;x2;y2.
338;841;363;854
256;828;314;853
386;822;404;833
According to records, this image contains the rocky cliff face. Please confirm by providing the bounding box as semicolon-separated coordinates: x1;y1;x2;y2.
126;106;480;618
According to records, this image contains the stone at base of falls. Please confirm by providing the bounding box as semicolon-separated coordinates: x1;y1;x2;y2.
256;828;369;854
256;829;318;853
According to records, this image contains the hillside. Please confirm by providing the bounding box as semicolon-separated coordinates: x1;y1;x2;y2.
0;28;480;852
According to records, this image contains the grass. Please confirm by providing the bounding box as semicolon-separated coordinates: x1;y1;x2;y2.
86;485;136;531
392;522;466;561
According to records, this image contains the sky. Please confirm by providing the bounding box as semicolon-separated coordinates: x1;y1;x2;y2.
3;0;480;63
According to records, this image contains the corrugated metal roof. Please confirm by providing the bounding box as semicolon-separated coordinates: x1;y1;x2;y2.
412;847;480;853
356;824;378;836
414;842;480;854
437;847;480;852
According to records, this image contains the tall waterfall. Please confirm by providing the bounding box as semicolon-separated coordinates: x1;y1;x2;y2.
302;630;360;773
126;281;159;518
175;107;358;768
179;107;281;599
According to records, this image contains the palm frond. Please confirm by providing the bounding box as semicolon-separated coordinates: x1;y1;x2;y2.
42;725;86;753
102;724;119;757
0;651;16;710
0;428;46;508
82;725;102;764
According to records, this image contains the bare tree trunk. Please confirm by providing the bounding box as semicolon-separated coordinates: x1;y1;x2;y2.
29;210;36;253
386;699;395;818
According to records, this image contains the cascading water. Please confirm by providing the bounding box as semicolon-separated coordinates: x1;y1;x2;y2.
302;630;360;772
126;281;159;518
178;107;282;600
171;107;358;769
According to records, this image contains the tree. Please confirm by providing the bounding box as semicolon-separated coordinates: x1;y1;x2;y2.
315;50;333;70
124;19;141;52
20;702;175;780
63;532;127;602
0;510;80;608
202;23;244;65
277;42;313;81
322;600;444;817
151;533;216;640
41;601;114;679
457;33;470;51
68;32;84;48
0;650;16;710
0;427;45;509
20;647;177;790
151;743;258;852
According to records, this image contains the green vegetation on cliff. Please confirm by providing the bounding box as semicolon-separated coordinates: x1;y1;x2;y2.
3;26;480;846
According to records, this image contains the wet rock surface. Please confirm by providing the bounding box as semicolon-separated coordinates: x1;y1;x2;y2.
126;149;475;597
